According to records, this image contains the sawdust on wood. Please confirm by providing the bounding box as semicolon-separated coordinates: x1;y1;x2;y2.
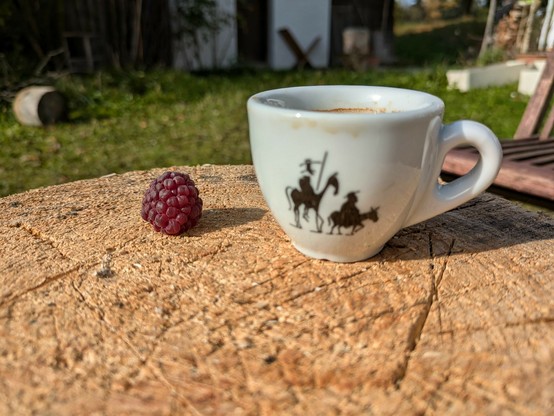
0;165;553;415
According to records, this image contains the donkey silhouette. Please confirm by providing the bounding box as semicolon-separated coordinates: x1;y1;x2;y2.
328;192;379;235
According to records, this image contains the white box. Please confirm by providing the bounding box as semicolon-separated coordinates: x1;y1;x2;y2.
447;61;528;92
518;59;547;96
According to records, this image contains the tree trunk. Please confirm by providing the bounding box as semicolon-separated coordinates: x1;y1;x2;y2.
130;0;143;64
462;0;474;15
522;0;540;54
479;0;497;59
367;0;395;64
539;0;554;51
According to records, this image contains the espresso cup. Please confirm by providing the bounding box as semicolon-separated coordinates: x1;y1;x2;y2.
247;85;502;262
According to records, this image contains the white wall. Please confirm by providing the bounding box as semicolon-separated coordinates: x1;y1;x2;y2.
268;0;332;70
172;0;238;71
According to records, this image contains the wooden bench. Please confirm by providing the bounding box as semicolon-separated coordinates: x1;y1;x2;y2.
443;52;554;207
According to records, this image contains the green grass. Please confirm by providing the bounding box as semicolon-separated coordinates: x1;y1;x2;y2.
0;67;528;197
2;16;525;197
395;15;487;66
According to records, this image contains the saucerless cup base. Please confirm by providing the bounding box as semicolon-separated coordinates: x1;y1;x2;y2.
292;242;385;263
247;85;503;262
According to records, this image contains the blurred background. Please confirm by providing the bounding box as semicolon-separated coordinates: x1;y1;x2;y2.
0;1;552;204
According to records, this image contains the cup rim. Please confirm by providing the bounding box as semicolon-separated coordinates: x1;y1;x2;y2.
247;85;444;120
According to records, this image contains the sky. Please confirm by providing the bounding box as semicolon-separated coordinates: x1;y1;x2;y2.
397;1;488;9
398;0;417;6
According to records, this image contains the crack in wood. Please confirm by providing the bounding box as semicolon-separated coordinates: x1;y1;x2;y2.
70;270;211;413
0;265;82;308
70;279;147;363
344;307;396;327
393;234;456;389
432;316;554;336
224;321;262;415
465;379;538;415
16;222;75;261
283;269;367;304
51;312;67;370
136;310;200;371
148;362;204;416
214;269;374;333
244;259;311;292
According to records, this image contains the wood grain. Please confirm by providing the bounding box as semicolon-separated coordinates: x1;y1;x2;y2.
0;165;552;415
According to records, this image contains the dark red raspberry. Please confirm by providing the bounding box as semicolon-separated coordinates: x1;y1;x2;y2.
141;171;203;235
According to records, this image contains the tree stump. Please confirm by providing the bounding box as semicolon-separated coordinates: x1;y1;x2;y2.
0;165;553;415
13;86;68;127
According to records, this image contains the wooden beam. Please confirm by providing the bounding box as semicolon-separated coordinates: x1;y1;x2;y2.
278;28;320;69
443;147;554;200
514;52;554;139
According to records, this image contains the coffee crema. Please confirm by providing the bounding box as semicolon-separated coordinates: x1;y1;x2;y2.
315;107;389;114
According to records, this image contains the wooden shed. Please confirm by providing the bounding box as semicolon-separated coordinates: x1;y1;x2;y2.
236;0;395;69
62;0;173;71
53;0;394;71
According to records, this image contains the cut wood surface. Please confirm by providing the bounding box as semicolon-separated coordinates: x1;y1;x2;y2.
0;165;552;415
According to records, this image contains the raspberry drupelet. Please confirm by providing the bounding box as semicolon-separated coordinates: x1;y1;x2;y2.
141;171;203;235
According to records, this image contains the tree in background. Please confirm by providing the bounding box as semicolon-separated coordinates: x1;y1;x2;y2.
462;0;475;15
370;0;396;63
398;0;480;21
478;0;554;59
0;0;233;78
172;0;232;70
539;0;554;50
479;0;497;58
0;0;66;82
421;0;461;19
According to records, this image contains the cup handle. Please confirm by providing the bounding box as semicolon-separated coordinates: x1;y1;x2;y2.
403;120;503;228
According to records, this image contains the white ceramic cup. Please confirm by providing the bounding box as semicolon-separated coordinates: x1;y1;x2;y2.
247;85;502;262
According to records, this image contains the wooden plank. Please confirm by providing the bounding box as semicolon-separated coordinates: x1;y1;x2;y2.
278;28;311;68
514;52;554;139
501;142;554;155
527;153;554;165
503;147;554;161
278;28;320;69
0;165;552;414
501;138;546;148
443;148;554;200
441;148;479;176
540;103;554;139
495;159;554;198
305;36;321;60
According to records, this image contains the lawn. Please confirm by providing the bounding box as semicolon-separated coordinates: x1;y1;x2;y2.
395;16;487;66
0;67;528;197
